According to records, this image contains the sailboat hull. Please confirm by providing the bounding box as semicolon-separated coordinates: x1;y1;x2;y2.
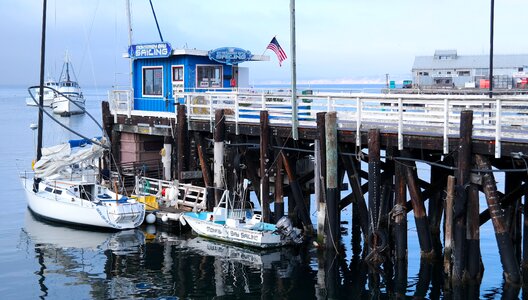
22;178;144;230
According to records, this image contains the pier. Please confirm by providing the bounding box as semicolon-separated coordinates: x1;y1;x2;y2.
104;89;528;288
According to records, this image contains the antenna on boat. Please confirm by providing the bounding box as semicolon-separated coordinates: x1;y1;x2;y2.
36;0;48;162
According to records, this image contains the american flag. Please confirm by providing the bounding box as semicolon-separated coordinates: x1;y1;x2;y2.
266;37;287;66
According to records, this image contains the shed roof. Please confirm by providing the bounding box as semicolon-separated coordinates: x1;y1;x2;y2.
412;53;528;70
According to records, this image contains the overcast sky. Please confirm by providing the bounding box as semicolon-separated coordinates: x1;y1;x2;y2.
2;0;528;87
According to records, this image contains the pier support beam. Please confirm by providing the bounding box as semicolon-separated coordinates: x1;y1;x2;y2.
505;172;523;264
260;110;271;222
393;153;408;261
213;109;225;205
453;110;472;282
444;175;455;278
367;129;383;262
466;177;482;280
475;154;521;285
316;112;327;244
274;154;284;222
281;151;313;233
340;144;369;249
195;132;214;211
429;161;449;258
162;136;173;181
325;112;339;251
402;150;434;258
176;105;188;181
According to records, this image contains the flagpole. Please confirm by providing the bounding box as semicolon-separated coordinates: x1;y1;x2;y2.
290;0;298;140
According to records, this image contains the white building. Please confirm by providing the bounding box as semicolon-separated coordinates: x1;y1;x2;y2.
412;50;528;89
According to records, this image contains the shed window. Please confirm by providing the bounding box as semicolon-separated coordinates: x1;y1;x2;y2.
172;66;184;82
143;67;163;96
197;65;223;88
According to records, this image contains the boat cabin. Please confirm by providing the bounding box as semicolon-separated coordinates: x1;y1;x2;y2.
128;42;268;112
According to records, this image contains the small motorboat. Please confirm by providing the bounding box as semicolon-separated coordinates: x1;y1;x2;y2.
181;188;302;249
25;78;58;107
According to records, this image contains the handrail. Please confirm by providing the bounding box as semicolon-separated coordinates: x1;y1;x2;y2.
108;89;528;158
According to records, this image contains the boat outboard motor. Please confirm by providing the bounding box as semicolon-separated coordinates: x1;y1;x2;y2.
275;216;303;244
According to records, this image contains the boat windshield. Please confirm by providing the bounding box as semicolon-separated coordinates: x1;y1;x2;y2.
61;81;79;87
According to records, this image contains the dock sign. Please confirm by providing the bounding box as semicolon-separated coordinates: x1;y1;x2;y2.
208;47;252;65
128;43;172;59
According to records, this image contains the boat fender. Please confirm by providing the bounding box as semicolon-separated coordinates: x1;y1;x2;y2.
145;213;156;224
179;215;187;226
161;215;169;222
167;186;178;201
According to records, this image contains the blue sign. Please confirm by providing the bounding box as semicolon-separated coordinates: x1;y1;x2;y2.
208;47;253;65
128;43;172;59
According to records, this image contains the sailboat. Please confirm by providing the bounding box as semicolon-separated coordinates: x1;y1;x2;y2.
51;53;85;116
20;137;146;230
21;2;144;230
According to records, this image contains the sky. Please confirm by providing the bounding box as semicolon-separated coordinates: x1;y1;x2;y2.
2;0;528;87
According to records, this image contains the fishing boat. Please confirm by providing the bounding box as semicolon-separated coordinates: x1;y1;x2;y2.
20;138;145;230
52;53;85;115
181;188;303;249
25;77;58;107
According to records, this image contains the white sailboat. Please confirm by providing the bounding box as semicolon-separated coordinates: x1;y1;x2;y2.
21;139;145;230
52;53;85;115
181;188;303;249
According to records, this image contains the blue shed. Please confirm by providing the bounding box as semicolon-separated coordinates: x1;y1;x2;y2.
128;43;268;112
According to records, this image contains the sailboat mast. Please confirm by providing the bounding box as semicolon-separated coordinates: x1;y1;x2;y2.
126;0;134;96
36;0;48;161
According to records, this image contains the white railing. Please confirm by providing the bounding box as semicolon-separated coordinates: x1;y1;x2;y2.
108;90;132;120
110;90;528;158
136;176;207;211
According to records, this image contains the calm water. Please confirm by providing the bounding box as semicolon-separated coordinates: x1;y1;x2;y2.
0;85;517;299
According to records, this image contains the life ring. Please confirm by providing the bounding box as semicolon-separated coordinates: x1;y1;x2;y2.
191;96;209;115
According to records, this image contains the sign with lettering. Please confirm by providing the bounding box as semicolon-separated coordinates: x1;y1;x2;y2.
208;47;253;65
128;43;172;59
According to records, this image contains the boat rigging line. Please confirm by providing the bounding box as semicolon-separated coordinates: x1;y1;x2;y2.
148;0;164;42
27;85;108;149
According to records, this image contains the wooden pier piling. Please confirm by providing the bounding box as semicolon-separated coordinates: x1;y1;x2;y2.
453;110;472;282
444;175;455;278
325;112;339;251
402;151;434;258
274;154;284;221
316;112;327;244
475;154;521;285
176;105;188;181
466;180;481;280
393;156;407;261
213;109;225;205
260;110;271;222
367;129;382;261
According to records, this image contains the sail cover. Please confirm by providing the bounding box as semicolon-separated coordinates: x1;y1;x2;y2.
33;142;105;178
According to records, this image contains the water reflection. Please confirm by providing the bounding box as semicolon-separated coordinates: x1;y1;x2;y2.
21;210;521;299
22;211;144;299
